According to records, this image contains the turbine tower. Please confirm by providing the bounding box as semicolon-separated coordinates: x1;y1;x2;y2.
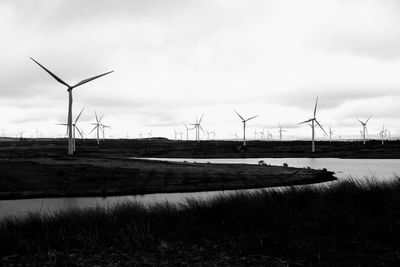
357;116;371;145
30;58;113;155
234;109;258;147
299;97;327;152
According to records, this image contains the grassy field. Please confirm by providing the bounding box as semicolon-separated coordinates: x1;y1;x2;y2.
1;138;400;159
1;178;400;266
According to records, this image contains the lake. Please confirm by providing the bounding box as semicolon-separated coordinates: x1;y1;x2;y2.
1;157;399;219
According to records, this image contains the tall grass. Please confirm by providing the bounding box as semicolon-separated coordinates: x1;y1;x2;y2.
2;178;400;265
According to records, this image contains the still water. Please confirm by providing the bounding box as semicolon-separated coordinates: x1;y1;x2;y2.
1;158;399;219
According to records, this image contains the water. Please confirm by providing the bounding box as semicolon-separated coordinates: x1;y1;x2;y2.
1;158;399;219
140;157;400;180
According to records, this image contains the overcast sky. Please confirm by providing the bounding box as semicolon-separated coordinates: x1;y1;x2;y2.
1;0;400;140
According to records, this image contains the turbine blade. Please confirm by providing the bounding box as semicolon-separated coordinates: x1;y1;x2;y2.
366;116;372;123
233;109;245;121
315;120;327;136
30;58;70;88
314;97;318;117
75;126;84;139
72;70;114;88
245;115;259;122
95;111;99;123
357;119;364;124
98;114;104;123
199;125;205;134
199;113;204;124
75;107;85;123
299;119;313;124
89;125;98;134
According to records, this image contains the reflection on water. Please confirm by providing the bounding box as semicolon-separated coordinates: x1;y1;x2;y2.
1;157;399;219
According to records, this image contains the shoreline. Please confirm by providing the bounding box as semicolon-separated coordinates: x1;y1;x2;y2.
0;157;335;201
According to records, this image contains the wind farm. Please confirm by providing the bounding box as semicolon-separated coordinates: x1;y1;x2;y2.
2;1;400;266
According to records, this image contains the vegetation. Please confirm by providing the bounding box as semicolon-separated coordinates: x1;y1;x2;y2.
1;178;400;265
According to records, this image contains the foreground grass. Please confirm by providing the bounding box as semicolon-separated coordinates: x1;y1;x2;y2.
1;178;400;266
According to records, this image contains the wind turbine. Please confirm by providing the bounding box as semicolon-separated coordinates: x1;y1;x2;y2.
30;57;113;155
231;132;239;141
267;130;273;140
173;129;178;140
328;127;334;142
57;108;85;151
357;116;371;145
379;124;388;145
147;130;152;139
259;128;265;140
183;123;194;141
278;125;286;141
101;123;111;141
233;109;259;147
138;132;143;139
89;111;103;145
299;97;327;152
18;130;25;139
190;114;204;142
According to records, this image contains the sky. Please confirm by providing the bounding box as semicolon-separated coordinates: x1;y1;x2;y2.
1;0;400;140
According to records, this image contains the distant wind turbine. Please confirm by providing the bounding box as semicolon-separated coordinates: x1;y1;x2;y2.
190;114;205;142
379;124;388;145
30;57;113;155
101;123;111;141
357;116;371;145
259;128;265;140
299;97;327;152
57;107;85;151
89;111;103;145
233;109;259;147
18;130;25;139
183;123;194;141
278;124;286;141
328;127;334;142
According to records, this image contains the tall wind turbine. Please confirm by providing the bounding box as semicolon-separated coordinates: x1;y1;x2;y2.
357;116;371;145
233;109;259;147
89;112;103;145
30;58;113;155
299;97;327;152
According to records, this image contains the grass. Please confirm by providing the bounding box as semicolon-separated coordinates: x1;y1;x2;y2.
2;178;400;265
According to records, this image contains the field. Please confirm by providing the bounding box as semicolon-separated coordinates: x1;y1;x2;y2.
0;139;340;200
0;138;398;265
1;179;400;266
